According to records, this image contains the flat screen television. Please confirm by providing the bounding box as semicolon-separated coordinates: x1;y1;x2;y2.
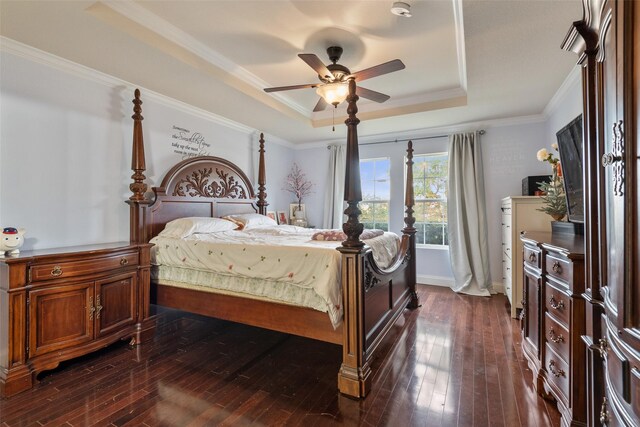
556;115;584;223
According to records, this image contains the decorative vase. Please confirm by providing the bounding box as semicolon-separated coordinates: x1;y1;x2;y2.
294;209;305;219
550;213;565;221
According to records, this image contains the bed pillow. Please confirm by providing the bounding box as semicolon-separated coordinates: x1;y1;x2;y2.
222;213;277;230
158;217;238;238
311;229;385;241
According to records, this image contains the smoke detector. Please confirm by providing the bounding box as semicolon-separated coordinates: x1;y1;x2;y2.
391;2;412;17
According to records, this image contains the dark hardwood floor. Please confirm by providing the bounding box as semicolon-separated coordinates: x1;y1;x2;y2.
0;285;561;426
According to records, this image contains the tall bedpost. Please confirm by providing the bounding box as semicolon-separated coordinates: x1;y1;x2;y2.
403;141;419;309
126;89;150;244
341;80;364;248
125;89;156;344
337;78;371;398
257;133;268;215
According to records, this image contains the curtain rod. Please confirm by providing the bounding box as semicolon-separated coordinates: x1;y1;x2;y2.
358;129;485;147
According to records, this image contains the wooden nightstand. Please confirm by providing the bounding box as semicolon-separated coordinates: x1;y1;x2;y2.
0;242;156;397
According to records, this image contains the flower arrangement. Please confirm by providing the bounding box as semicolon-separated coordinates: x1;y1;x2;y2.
536;143;566;221
283;163;313;211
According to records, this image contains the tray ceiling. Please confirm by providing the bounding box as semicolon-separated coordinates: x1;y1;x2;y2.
0;0;581;144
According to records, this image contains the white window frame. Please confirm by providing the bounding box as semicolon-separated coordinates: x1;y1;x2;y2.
359;157;391;231
408;152;449;249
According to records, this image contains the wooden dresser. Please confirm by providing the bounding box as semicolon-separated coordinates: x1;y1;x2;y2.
0;242;156;397
521;231;586;427
501;196;550;318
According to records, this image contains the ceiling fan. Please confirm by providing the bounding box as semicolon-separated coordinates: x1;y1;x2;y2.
264;46;405;112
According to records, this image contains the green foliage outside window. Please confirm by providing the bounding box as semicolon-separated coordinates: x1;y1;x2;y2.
412;154;448;246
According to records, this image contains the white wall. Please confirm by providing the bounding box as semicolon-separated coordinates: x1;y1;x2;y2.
545;68;583;145
0;50;294;250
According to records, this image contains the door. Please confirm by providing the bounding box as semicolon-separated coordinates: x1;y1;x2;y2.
95;272;137;337
28;281;94;358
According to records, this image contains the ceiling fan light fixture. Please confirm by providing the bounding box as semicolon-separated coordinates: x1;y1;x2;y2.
391;2;412;17
316;82;349;107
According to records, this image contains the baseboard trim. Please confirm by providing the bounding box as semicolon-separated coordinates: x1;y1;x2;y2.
492;281;505;295
417;276;506;295
417;274;453;288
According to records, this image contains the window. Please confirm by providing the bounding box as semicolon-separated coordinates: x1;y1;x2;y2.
359;158;390;231
412;153;448;246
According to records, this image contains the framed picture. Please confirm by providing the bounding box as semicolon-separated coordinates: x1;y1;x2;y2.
289;203;305;223
266;211;276;222
277;211;288;225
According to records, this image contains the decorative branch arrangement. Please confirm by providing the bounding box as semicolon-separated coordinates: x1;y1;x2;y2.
283;163;313;210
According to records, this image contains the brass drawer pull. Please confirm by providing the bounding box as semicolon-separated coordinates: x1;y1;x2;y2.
528;253;537;262
548;328;564;343
51;266;63;277
548;360;565;378
96;295;103;319
549;296;565;310
552;261;562;274
120;257;129;266
599;396;610;426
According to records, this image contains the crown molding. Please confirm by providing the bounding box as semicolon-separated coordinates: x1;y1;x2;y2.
452;0;468;91
98;1;311;119
542;66;581;118
293;113;547;150
0;36;299;140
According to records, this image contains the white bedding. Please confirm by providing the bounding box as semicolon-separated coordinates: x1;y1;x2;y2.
150;225;400;328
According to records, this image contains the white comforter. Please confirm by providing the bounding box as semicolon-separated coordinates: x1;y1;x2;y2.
150;225;400;327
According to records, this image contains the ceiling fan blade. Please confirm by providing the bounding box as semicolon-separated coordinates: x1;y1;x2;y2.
356;86;391;103
351;59;405;82
313;97;329;112
264;83;319;93
298;54;335;81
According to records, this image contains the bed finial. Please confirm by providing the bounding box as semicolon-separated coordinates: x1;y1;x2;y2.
257;132;268;215
129;88;147;201
404;140;416;231
341;78;364;248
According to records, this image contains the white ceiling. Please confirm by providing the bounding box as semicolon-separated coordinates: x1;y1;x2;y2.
0;0;582;144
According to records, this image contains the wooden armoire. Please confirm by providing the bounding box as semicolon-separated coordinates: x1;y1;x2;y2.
562;0;639;425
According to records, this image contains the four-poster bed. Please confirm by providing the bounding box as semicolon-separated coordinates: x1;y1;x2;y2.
126;79;419;398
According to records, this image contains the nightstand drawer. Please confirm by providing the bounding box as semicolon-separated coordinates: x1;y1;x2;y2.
30;252;139;282
545;344;569;401
546;254;571;284
545;312;569;363
546;281;570;327
524;245;541;270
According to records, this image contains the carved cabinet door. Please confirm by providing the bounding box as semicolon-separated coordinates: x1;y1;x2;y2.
28;282;95;358
95;272;137;338
596;0;640;424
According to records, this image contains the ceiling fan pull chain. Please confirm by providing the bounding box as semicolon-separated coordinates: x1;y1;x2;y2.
332;107;335;132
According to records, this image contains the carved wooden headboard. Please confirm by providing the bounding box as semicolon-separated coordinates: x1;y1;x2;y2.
125;89;268;243
145;156;259;240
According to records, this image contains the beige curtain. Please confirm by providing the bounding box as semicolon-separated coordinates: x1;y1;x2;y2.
447;132;493;296
322;145;346;229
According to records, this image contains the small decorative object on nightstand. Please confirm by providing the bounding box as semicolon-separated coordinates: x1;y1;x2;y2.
0;227;25;257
